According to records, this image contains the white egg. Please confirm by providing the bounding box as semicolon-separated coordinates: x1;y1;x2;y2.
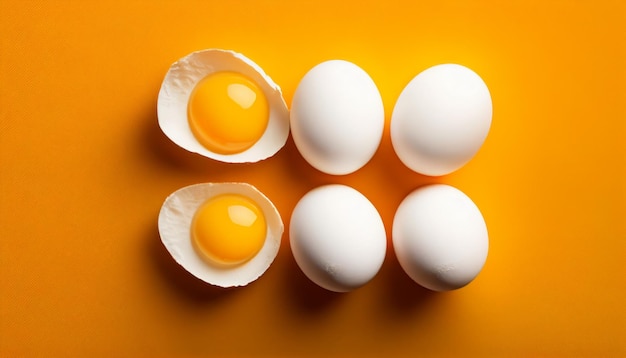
157;49;290;163
158;183;283;287
392;184;488;291
289;185;387;292
391;64;492;176
290;60;385;175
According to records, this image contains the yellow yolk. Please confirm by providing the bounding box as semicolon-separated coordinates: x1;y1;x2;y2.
187;71;269;154
191;194;267;266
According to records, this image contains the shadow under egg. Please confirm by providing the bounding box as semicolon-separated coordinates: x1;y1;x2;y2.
278;135;337;187
281;249;346;314
142;104;271;180
146;220;241;305
378;247;439;316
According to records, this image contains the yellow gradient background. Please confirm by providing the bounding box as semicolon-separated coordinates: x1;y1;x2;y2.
1;1;625;356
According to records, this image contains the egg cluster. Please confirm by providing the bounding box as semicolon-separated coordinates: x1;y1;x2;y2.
157;49;491;292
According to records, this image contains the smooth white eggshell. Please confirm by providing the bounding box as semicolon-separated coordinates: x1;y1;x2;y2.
391;64;492;176
158;183;283;287
157;49;290;163
289;184;387;292
392;184;488;291
290;60;385;175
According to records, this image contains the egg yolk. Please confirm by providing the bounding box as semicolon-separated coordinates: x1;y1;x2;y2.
191;194;267;266
187;71;269;154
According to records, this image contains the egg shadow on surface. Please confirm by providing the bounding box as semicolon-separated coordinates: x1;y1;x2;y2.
374;128;444;190
146;220;239;305
379;248;438;315
141;106;255;178
279;135;347;188
282;251;345;314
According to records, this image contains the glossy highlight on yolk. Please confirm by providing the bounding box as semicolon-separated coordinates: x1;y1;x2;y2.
187;71;269;154
191;194;267;266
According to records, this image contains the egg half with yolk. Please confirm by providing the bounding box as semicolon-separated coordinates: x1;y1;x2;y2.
157;49;290;163
158;183;283;287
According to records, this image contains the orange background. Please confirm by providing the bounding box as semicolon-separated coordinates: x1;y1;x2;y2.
1;0;625;356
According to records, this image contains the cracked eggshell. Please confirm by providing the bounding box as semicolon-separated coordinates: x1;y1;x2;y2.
392;184;488;291
158;183;283;287
157;49;290;163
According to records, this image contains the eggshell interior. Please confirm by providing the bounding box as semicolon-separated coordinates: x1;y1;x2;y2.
158;182;283;287
157;49;290;163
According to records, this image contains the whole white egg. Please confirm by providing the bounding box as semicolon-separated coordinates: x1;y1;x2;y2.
289;185;387;292
290;60;385;175
392;184;488;291
391;64;492;176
